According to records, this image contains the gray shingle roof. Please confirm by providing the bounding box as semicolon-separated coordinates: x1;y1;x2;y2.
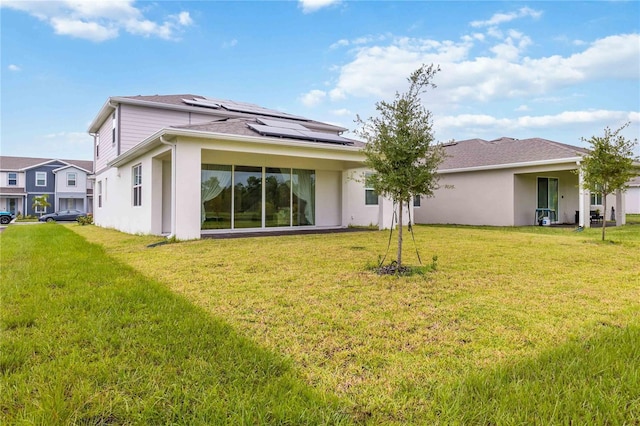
171;118;365;148
440;137;589;170
0;156;93;172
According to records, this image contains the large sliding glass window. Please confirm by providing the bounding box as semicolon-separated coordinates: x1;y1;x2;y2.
201;165;232;229
265;168;291;227
234;166;262;229
292;169;315;226
201;164;315;230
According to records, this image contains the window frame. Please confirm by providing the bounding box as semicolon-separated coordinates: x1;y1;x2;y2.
35;171;47;187
67;172;77;187
590;192;603;205
97;180;103;208
413;194;421;207
132;164;142;207
364;172;378;206
7;172;17;186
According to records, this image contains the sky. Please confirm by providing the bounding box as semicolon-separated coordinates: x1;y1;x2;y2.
1;0;639;161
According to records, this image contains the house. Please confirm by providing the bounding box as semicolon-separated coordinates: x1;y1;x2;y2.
626;176;640;214
88;94;404;240
414;137;629;227
0;156;94;217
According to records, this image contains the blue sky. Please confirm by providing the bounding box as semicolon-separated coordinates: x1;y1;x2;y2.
2;0;639;161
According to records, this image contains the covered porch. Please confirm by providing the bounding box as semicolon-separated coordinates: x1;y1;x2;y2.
514;167;626;228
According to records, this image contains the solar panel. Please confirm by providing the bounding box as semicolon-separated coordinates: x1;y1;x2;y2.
247;123;307;138
247;123;353;145
182;98;220;109
300;130;354;145
256;118;309;130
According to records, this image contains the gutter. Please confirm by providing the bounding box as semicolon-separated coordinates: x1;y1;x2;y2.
108;127;365;168
159;135;177;240
438;156;584;174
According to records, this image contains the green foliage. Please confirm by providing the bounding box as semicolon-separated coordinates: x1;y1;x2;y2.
356;64;445;206
578;122;639;240
356;64;446;267
31;194;51;216
76;214;94;225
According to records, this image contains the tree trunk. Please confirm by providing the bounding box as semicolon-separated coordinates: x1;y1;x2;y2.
397;200;403;269
602;193;607;241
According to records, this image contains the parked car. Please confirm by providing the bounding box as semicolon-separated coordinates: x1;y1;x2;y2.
0;211;15;224
38;209;87;222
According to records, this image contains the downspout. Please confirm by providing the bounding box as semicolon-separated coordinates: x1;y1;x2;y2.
160;135;177;239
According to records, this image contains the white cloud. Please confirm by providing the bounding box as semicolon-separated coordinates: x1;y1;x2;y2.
8;64;21;71
298;0;340;13
330;108;352;116
300;89;327;107
323;32;640;106
1;0;193;42
470;7;542;28
222;39;238;49
438;109;639;131
515;105;529;112
43;131;92;147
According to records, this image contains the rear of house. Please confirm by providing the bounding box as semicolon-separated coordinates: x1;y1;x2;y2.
89;95;405;240
414;137;628;228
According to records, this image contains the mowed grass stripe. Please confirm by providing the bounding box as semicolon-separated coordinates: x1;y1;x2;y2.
0;224;350;425
71;222;640;424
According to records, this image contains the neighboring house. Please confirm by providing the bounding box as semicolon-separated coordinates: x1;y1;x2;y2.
88;94;405;240
0;156;93;217
626;176;640;214
414;137;629;227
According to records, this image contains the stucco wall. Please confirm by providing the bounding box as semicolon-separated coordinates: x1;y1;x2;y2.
416;169;514;226
626;187;640;214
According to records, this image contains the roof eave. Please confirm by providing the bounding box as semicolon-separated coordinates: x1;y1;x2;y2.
439;156;584;174
108;128;364;168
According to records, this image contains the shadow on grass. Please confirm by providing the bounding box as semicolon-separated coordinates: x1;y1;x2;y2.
0;225;351;425
434;323;640;424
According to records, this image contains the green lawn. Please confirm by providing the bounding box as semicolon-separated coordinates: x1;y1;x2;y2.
2;221;639;424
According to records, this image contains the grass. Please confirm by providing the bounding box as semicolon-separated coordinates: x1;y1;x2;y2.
2;221;639;424
0;224;349;425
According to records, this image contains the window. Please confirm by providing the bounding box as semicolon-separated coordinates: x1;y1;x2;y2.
7;172;17;186
35;203;46;214
201;165;315;230
112;112;116;146
96;133;100;158
590;193;603;205
97;181;102;208
36;172;46;187
132;164;142;206
365;172;378;205
413;195;421;207
67;172;77;187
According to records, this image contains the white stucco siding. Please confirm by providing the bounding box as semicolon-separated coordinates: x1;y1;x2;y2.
93;150;166;236
626;187;640;214
315;170;341;227
343;168;379;227
416;170;514;226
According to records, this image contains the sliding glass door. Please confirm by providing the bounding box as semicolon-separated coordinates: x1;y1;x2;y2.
537;177;558;222
201;164;315;230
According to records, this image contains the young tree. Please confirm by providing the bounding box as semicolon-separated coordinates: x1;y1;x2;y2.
32;194;51;217
579;123;639;241
356;64;446;270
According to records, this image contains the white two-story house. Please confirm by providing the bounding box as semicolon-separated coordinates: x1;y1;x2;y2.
88;94;403;240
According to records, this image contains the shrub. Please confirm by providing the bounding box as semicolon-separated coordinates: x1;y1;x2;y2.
77;214;94;226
